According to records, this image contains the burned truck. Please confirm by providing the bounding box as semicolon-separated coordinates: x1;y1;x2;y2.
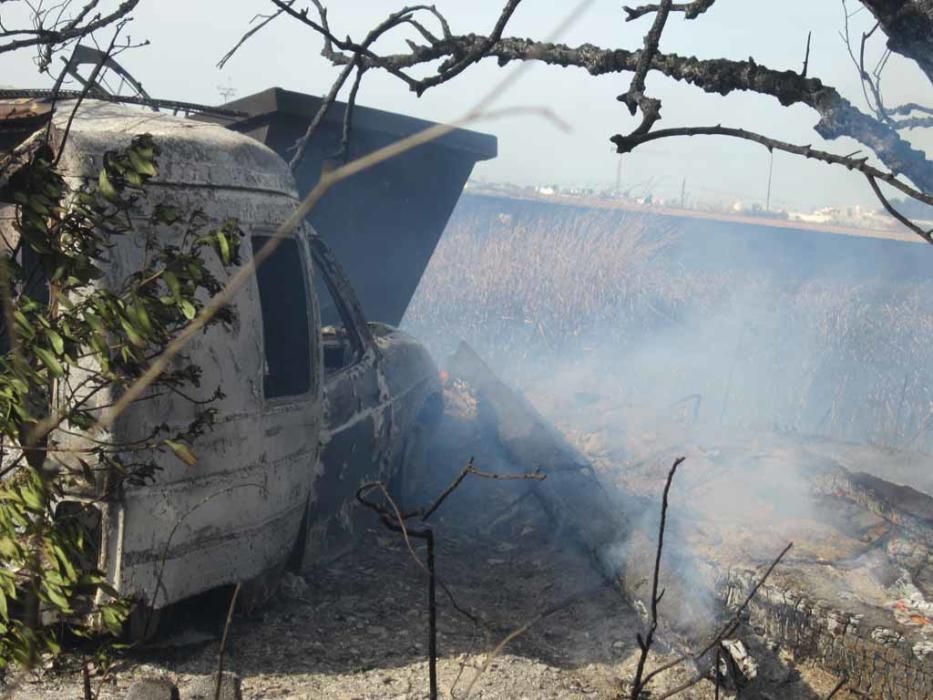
0;97;494;626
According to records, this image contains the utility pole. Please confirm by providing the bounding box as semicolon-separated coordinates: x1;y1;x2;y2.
615;155;623;195
765;150;774;211
217;82;237;104
680;177;686;209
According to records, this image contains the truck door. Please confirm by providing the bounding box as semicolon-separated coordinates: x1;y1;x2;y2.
307;236;391;551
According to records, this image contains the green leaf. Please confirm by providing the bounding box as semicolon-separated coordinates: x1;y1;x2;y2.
119;316;144;347
45;329;64;355
98;168;118;200
34;347;64;377
216;231;231;265
20;483;43;511
128;148;157;177
130;302;152;335
163;270;181;300
165;440;198;466
180;299;196;320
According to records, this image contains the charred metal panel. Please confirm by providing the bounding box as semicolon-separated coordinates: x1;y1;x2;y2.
446;342;629;570
306;236;441;560
50;102;323;609
199;88;497;327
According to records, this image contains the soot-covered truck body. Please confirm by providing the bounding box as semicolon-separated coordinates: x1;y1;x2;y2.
0;96;492;621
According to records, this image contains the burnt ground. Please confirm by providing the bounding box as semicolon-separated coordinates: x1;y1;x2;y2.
5;391;855;700
6;482;848;700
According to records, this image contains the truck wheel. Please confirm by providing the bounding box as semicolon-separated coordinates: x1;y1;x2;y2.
125;602;162;643
391;393;443;507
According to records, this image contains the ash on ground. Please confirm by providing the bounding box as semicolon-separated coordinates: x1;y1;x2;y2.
6;380;853;699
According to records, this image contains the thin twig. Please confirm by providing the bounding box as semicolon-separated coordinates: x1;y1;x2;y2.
463;583;609;698
825;676;848;699
53;18;130;166
287;56;357;170
639;542;794;695
215;582;241;700
629;456;684;699
82;656;92;700
216;3;290;69
866;174;933;243
421;459;545;523
801;30;812;77
330;64;365;164
609;123;933;228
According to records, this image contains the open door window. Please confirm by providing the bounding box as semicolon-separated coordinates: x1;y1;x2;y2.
252;234;315;399
308;235;374;375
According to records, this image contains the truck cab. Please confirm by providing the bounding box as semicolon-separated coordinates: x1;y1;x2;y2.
1;99;442;625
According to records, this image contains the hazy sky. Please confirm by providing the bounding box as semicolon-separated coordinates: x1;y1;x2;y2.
1;0;930;210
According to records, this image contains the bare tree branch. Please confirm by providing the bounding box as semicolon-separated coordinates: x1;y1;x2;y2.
623;1;717;22
411;0;522;96
794;30;809;79
890;102;933;117
311;31;931;193
618;0;672;140
858;0;933;83
285;4;446;169
866;174;933;242
0;0;139;70
609;124;932;207
216;2;291;70
330;64;365;164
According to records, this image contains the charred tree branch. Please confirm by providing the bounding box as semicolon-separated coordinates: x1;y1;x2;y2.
329;64;365;163
801;30;812;77
618;0;672;140
890;102;933;117
623;1;717;21
320;33;930;192
608;124;933;237
413;0;522;96
858;0;933;83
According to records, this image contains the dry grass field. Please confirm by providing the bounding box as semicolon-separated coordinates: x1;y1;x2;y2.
405;195;933;452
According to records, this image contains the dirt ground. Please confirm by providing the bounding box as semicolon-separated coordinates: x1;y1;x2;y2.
2;378;867;700
5;471;851;700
